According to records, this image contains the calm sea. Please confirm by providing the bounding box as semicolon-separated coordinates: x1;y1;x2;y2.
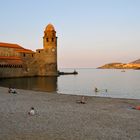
0;68;140;99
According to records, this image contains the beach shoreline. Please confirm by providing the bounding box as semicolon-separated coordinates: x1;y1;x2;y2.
0;86;140;140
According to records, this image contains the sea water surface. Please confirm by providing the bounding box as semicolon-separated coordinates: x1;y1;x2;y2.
0;68;140;99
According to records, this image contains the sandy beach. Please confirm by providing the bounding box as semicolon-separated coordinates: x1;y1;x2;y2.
0;86;140;140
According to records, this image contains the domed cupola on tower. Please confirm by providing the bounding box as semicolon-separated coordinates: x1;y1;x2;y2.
43;23;57;50
45;24;55;32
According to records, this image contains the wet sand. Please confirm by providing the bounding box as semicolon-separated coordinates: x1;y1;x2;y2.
0;86;140;140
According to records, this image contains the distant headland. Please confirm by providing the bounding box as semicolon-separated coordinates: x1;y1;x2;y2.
98;59;140;70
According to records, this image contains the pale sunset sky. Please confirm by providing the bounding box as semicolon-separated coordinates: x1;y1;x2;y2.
0;0;140;68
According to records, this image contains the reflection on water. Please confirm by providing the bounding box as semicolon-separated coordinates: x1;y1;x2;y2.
0;77;57;92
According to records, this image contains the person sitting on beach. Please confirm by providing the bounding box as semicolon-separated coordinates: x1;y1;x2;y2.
11;88;17;94
28;107;35;115
8;87;12;93
80;96;86;104
77;96;86;104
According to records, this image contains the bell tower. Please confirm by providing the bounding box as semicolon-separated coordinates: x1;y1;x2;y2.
43;24;58;76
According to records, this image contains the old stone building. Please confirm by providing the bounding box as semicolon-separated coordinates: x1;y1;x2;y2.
0;24;58;78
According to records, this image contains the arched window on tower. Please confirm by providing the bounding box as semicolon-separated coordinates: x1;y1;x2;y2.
52;38;54;42
46;38;49;42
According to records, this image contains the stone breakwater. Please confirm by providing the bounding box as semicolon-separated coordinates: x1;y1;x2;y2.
0;86;140;140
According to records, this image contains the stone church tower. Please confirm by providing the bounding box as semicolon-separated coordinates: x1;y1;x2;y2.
43;24;58;76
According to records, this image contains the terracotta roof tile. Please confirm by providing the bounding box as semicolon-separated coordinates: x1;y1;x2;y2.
0;42;23;49
15;49;35;53
0;56;21;60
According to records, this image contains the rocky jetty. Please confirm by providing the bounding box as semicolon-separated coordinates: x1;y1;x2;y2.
58;70;78;75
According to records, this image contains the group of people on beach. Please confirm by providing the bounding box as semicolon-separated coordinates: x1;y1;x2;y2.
8;87;17;94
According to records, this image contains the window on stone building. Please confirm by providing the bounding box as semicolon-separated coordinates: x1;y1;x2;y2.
39;51;40;53
23;53;26;57
52;38;54;42
32;54;34;57
46;38;49;42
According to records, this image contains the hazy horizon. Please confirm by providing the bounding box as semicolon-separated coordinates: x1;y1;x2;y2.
0;0;140;68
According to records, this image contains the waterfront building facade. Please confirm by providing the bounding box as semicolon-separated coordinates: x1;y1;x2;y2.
0;24;58;78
